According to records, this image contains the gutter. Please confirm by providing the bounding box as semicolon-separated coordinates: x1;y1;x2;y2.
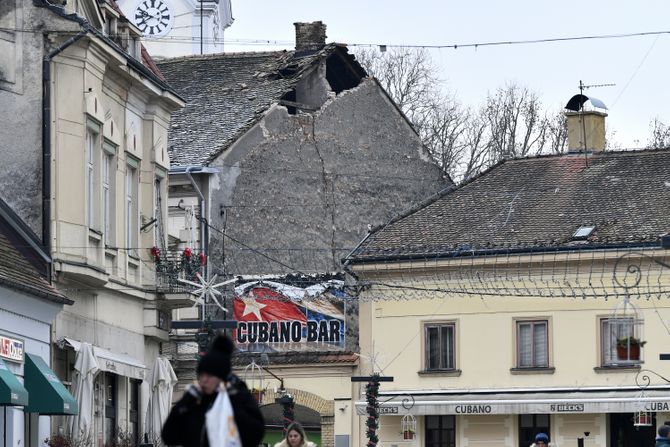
43;30;88;259
185;167;208;276
348;241;663;265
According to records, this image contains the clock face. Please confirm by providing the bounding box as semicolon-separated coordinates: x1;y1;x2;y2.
134;0;173;37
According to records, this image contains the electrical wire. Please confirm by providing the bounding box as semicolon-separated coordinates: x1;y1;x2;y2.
3;26;670;49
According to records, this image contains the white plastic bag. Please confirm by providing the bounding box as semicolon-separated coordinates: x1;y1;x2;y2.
205;389;242;447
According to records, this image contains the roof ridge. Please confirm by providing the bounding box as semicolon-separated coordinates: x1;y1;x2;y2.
156;50;291;64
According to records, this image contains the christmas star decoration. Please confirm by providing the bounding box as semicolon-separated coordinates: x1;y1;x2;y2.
178;273;236;312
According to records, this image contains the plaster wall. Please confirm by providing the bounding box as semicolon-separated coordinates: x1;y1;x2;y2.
0;1;79;239
208;78;448;277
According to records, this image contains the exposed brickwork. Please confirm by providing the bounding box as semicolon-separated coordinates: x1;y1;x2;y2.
294;21;327;52
264;388;336;447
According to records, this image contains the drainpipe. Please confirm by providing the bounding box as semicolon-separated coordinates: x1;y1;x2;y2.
43;30;88;259
184;167;208;278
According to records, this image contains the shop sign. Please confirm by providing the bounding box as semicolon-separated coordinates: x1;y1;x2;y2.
550;404;584;412
0;335;23;363
366;400;670;416
233;284;346;352
455;405;492;414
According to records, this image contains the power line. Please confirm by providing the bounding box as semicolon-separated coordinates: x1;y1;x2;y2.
4;26;670;49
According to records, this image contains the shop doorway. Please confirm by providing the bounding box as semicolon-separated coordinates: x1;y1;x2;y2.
610;413;656;447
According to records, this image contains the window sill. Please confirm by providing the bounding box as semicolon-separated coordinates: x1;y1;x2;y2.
594;364;641;373
88;228;102;241
128;255;140;267
105;247;118;257
418;369;462;377
510;367;555;375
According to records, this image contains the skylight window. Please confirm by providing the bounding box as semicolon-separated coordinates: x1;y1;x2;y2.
573;226;596;240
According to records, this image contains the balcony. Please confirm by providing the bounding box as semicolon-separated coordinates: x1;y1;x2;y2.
152;247;205;307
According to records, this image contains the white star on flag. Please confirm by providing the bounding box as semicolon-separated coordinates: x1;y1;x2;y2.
240;296;267;320
178;273;236;313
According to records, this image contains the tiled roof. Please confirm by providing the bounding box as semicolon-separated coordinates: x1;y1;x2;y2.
156;45;361;167
0;231;70;304
350;149;670;261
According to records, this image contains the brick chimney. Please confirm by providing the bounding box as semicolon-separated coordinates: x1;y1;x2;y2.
294;21;327;53
566;110;607;152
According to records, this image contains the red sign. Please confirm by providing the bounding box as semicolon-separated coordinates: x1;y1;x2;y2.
0;335;24;363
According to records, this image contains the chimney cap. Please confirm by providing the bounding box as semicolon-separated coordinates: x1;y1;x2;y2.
565;94;608;112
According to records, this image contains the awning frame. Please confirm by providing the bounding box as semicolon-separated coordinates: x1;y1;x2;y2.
62;338;146;381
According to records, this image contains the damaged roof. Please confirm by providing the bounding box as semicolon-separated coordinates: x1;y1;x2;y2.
348;149;670;262
156;44;366;167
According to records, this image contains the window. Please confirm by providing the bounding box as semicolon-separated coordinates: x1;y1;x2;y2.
516;320;549;368
86;121;101;229
601;317;640;366
154;171;166;247
102;143;116;245
518;414;549;447
425;415;455;447
126;159;139;254
425;323;455;371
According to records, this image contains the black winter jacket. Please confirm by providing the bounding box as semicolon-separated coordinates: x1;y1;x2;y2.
162;375;265;447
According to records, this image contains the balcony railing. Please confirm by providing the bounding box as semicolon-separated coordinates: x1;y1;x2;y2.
152;247;205;294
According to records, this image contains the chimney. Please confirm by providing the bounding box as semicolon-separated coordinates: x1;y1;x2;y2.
566;110;607;152
294;21;327;53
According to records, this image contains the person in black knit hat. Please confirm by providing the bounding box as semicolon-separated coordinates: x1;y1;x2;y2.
162;334;265;447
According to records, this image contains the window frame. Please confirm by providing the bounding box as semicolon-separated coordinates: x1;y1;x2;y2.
126;156;140;256
425;415;456;447
423;321;457;372
515;318;550;369
102;141;117;246
86;120;102;231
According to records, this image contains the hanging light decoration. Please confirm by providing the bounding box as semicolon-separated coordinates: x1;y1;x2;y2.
609;297;645;365
401;414;417;440
243;361;265;403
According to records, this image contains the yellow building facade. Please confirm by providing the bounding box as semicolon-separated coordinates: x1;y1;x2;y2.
346;147;670;447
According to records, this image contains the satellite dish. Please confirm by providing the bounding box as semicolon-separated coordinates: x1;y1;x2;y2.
565;94;608;112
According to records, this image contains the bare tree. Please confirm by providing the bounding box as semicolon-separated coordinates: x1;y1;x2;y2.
482;83;547;162
420;95;469;175
354;48;593;182
541;109;568;154
459;112;490;180
646;118;670;149
355;47;439;126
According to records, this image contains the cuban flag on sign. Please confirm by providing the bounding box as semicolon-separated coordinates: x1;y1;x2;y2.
232;281;346;352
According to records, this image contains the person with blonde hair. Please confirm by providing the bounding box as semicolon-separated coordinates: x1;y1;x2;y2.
274;422;317;447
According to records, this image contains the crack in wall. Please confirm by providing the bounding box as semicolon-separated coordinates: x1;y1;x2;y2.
309;114;338;270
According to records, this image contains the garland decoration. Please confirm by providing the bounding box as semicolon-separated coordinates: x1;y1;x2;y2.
365;375;380;447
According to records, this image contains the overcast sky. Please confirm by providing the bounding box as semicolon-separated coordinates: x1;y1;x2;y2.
224;0;670;148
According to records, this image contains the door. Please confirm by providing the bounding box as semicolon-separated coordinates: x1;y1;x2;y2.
609;413;656;447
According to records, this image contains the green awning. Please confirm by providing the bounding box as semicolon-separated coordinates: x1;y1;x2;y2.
24;354;77;415
0;358;28;406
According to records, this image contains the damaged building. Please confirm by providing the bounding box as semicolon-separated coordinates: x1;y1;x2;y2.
156;21;449;446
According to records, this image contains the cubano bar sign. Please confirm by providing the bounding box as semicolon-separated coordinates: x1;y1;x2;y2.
0;335;24;363
233;284;346;350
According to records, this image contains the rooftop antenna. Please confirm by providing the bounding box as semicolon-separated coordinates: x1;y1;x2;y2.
568;80;615;167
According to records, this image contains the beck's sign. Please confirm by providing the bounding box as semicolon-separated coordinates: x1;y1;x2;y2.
0;335;24;362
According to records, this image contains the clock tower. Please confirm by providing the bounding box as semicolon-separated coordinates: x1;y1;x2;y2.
117;0;233;58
